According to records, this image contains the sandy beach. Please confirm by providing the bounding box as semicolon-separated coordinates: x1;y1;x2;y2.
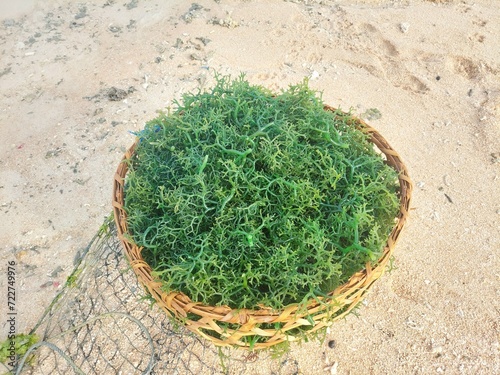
0;0;499;373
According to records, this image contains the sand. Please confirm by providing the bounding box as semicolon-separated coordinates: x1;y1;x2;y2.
0;0;498;373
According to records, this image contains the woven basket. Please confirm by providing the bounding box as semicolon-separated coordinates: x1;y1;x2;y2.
112;106;412;350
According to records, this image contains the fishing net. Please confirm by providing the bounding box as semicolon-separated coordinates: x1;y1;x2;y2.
8;219;300;375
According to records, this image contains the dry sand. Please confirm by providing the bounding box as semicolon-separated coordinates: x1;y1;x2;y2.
0;0;499;373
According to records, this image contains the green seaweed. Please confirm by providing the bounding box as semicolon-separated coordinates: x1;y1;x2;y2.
124;74;399;310
0;333;39;367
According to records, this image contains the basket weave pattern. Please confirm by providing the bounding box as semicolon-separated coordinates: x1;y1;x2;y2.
112;107;412;350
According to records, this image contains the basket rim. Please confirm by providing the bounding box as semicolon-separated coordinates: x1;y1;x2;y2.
112;106;412;346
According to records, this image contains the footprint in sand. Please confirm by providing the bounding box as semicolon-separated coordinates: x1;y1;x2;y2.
360;23;430;94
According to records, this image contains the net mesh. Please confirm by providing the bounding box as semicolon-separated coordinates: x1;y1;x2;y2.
8;218;301;375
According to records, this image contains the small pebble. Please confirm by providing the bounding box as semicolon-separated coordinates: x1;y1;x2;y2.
443;175;451;186
400;22;410;33
40;281;53;289
310;70;320;80
49;266;64;277
328;340;336;349
328;361;338;374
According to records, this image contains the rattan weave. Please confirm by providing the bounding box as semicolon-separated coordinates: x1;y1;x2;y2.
112;106;412;350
